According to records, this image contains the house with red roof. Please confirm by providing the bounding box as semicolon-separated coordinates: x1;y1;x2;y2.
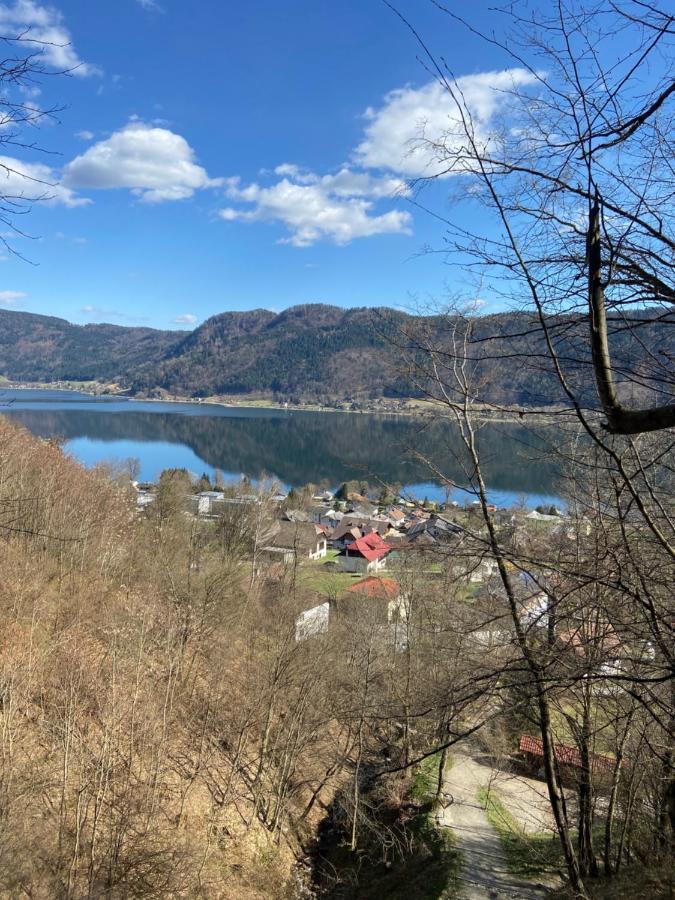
339;531;390;574
343;576;408;623
519;734;617;783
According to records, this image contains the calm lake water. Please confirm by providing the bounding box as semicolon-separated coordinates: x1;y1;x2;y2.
0;390;561;506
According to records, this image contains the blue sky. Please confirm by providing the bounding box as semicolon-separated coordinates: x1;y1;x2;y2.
0;0;523;329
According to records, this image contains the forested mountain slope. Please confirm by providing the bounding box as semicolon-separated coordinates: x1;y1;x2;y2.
1;304;671;408
0;309;180;382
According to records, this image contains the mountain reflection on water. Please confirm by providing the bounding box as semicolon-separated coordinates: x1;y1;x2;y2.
1;398;561;505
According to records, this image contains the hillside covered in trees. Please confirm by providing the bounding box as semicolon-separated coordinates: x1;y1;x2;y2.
1;304;671;410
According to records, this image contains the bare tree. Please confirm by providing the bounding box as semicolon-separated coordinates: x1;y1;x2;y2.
0;29;73;253
396;0;674;435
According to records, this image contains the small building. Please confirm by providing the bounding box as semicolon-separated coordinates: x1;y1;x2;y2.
329;523;365;550
312;490;334;503
194;491;225;516
267;520;327;561
349;501;377;518
519;734;616;784
136;491;155;509
322;509;344;528
406;513;464;544
344;576;408;624
340;532;390;574
330;516;389;548
259;546;296;567
385;506;407;528
295;601;330;642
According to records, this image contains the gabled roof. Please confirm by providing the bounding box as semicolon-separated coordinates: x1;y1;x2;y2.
331;522;363;542
406;514;464;541
347;576;400;600
345;531;390;561
269;520;321;552
519;735;616;775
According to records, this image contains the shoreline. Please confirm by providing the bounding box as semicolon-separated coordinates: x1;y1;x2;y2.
3;382;569;424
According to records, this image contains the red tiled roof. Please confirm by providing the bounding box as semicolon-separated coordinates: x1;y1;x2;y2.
345;531;390;561
347;576;400;600
519;734;616;774
558;623;621;655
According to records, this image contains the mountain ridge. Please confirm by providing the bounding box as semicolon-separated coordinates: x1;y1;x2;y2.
1;304;671;408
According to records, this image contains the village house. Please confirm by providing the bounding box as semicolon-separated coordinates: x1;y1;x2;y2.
342;576;408;624
339;531;390;574
310;507;344;529
384;506;407;528
346;499;377;518
406;513;465;544
330;523;365;550
447;554;498;584
329;516;390;549
135;490;155;509
265;519;327;561
312;489;334;503
194;490;225;517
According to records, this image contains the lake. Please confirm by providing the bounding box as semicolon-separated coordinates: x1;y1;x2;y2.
0;390;562;507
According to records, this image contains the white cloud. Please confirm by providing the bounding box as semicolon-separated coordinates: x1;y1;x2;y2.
136;0;163;10
220;167;411;247
0;155;89;206
63;122;222;202
354;69;537;178
0;289;26;306
55;231;87;243
0;1;98;75
75;129;94;140
172;313;197;325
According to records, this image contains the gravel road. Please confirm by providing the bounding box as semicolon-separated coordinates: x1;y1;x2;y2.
435;754;555;900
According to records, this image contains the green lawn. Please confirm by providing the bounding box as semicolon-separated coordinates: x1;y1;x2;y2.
319;549;340;563
410;750;453;804
298;559;361;596
549;699;621;756
299;555;402;597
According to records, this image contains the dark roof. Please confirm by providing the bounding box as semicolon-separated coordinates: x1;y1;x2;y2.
331;516;388;540
406;514;465;543
269;520;322;552
330;522;364;543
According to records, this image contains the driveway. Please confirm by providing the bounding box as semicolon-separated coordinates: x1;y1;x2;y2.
435;754;553;900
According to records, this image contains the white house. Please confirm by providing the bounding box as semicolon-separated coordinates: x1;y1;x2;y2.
195;491;225;516
268;520;327;560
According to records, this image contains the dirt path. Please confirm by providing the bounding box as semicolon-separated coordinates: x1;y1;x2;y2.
435;755;552;900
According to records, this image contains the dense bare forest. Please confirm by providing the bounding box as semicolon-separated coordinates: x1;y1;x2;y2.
0;404;671;897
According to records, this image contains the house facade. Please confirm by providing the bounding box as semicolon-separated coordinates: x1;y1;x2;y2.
340;532;390;573
267;520;327;561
